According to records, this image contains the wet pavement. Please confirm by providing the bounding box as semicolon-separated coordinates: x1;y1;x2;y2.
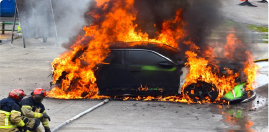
211;84;268;132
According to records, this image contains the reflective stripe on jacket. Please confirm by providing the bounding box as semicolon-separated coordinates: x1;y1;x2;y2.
41;110;49;128
0;98;25;129
21;105;50;128
0;110;16;128
0;110;24;128
21;97;50;128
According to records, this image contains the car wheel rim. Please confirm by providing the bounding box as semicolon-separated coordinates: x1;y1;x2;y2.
184;81;218;102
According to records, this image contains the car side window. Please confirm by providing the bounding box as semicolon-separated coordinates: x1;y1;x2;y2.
129;50;166;65
104;50;123;64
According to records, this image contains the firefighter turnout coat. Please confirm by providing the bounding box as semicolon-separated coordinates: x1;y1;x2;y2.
20;97;49;132
0;97;25;132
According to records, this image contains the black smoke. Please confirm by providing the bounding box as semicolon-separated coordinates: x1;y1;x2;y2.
134;0;223;58
63;0;251;62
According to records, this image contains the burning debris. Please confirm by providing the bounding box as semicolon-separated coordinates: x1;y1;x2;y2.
48;0;259;104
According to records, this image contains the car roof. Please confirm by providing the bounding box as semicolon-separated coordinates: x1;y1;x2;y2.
108;41;177;50
108;41;182;62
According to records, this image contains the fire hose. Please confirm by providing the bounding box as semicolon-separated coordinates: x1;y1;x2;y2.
51;99;110;132
254;58;268;62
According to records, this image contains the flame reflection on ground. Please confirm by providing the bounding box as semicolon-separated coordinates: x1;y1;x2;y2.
209;103;255;132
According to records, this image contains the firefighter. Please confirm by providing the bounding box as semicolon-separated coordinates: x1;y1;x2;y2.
20;88;51;132
0;89;27;132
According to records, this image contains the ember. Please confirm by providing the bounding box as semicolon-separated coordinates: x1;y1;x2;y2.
48;0;259;104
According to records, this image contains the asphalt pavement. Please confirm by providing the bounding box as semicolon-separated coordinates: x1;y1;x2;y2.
221;0;268;26
0;0;268;132
0;35;267;132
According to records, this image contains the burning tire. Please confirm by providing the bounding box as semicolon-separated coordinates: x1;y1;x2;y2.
184;81;218;102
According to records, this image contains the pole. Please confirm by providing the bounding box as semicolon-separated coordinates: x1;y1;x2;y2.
251;32;254;43
23;37;26;48
2;22;5;34
49;0;59;46
11;6;17;44
51;99;110;132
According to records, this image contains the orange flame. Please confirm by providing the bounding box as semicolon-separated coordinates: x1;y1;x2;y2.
181;32;259;102
48;0;184;99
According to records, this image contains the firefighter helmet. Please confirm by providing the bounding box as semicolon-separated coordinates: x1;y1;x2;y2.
32;88;46;97
9;89;26;101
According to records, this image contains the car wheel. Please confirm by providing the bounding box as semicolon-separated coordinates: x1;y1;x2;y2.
184;81;218;102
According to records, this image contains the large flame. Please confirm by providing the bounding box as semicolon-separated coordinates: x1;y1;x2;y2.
180;33;259;103
48;0;259;103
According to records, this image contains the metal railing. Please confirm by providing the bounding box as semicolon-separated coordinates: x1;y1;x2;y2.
0;22;19;34
251;32;268;43
209;31;268;43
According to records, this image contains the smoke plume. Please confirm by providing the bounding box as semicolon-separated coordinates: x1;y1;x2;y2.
62;0;252;61
17;0;90;44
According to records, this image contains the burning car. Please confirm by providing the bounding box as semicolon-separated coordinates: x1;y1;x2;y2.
48;0;258;103
52;42;253;103
51;42;256;104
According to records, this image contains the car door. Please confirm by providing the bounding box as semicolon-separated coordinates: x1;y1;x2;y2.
96;50;133;95
127;50;180;95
